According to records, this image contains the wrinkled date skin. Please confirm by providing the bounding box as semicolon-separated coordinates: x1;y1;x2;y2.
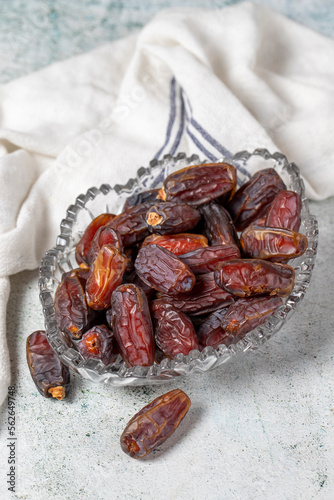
201;202;239;247
111;284;155;367
179;244;241;275
135;245;195;294
221;296;283;338
109;202;154;247
214;259;295;297
158;163;237;206
125;271;156;300
120;389;191;458
240;226;308;262
228;168;286;231
55;274;94;339
157;272;234;316
151;300;199;357
146;203;201;234
196;308;230;349
123;188;160;211
141;233;209;255
77;325;117;365
88;226;123;264
75;213;115;265
265;190;302;232
86;244;128;310
26;330;70;400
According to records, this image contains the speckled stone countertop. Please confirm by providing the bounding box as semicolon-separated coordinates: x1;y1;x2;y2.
1;2;334;499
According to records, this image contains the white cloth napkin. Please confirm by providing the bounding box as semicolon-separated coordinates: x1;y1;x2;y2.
1;2;334;406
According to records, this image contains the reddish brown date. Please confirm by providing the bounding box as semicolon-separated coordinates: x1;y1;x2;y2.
88;226;123;264
135;245;195;294
228;168;286;231
111;284;155;367
77;325;117;365
179;244;241;275
196;308;231;349
215;259;295;298
240;226;308;262
109;202;154;246
151;300;199;357
201;202;239;247
146;203;201;234
26;330;70;400
55;274;94;339
120;389;191;458
141;233;209;256
123;188;160;211
265;190;302;232
157;272;234;316
158;162;237;206
86;245;128;310
125;271;156;300
75;213;115;265
221;296;283;338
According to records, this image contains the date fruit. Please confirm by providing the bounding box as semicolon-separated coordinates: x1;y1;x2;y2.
265;190;302;232
179;244;240;275
146;203;201;234
86;245;128;310
158;163;237;206
196;308;230;349
151;299;199;357
201;202;239;247
135;244;195;294
77;325;117;365
141;233;209;255
158;272;234;315
109;202;154;246
214;259;295;297
240;226;308;261
88;226;123;264
221;296;283;338
26;330;70;400
120;389;191;458
55;273;93;339
228;168;286;231
75;213;115;265
111;284;155;367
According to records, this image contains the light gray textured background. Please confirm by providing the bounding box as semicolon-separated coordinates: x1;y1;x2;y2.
1;1;334;499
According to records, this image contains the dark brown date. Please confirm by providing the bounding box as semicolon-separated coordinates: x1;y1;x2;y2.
125;271;156;300
141;232;209;255
157;272;234;315
77;325;117;365
201;202;239;247
88;226;123;264
123;188;160;211
120;389;191;458
221;296;283;338
75;213;115;265
228;168;286;231
55;274;94;339
240;226;308;262
111;284;155;367
265;190;302;232
151;300;199;357
196;308;230;349
26;330;70;400
179;244;241;275
108;202;154;246
86;245;128;310
215;259;295;297
135;245;195;294
146;203;201;234
158;163;237;206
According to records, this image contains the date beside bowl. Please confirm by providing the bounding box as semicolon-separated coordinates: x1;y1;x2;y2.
39;149;318;387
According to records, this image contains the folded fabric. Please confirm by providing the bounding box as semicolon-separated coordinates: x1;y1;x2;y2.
1;1;334;406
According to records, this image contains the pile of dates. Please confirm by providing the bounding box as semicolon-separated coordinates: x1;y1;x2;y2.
51;162;307;376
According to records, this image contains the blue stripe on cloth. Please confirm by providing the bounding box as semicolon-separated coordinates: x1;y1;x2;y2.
169;87;185;156
154;77;177;159
186;127;218;162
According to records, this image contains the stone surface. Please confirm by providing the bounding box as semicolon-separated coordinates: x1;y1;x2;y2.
1;2;334;499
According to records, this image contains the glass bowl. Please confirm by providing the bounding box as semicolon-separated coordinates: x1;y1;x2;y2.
39;149;318;387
